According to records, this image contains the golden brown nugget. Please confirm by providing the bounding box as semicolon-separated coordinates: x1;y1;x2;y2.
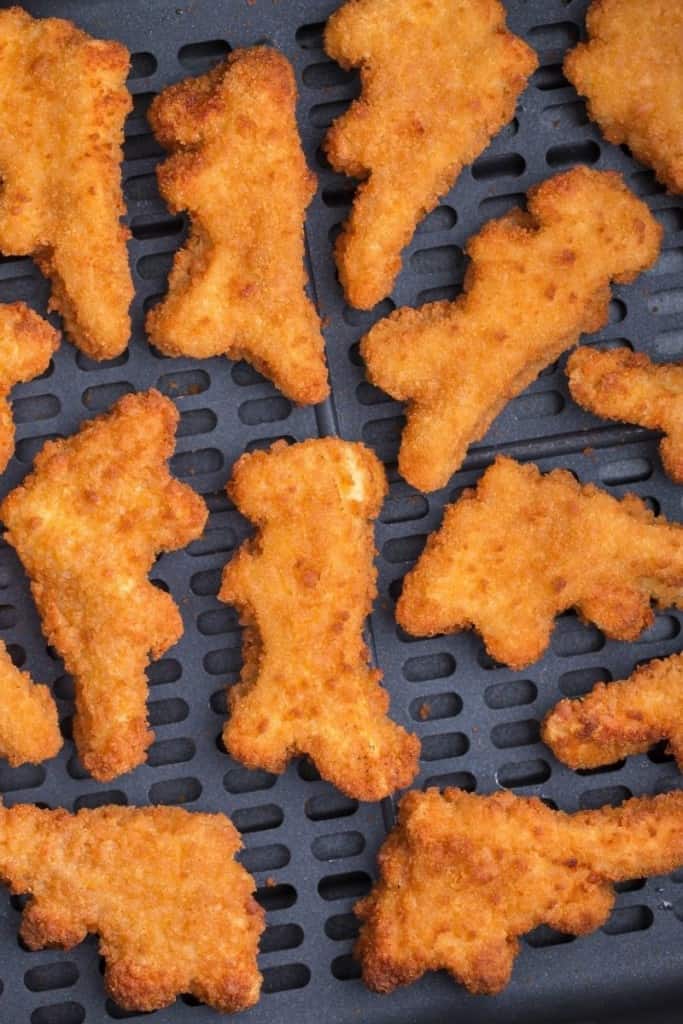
0;641;61;766
568;347;683;483
0;303;59;473
362;167;662;492
220;439;419;800
565;0;683;193
0;7;133;359
0;390;208;782
324;0;537;310
544;652;683;770
397;456;683;670
356;788;683;995
146;47;328;405
0;804;263;1012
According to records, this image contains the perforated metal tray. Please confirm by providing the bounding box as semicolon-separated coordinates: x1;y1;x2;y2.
0;0;681;1021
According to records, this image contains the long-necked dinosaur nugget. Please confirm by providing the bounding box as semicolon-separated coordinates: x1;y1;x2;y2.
146;47;329;405
324;0;537;309
362;167;662;492
0;641;61;766
0;390;208;782
397;456;683;669
220;438;419;800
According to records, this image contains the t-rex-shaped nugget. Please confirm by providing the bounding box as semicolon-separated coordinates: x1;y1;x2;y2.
0;302;58;473
0;641;61;766
356;788;683;995
567;347;683;483
0;8;133;359
0;804;264;1013
0;390;208;782
146;47;328;405
220;439;419;800
544;652;683;771
324;0;537;310
398;456;683;669
565;0;683;194
362;167;662;492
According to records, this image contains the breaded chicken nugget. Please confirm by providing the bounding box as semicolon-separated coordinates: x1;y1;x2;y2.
362;167;662;492
146;47;328;405
398;456;683;670
324;0;537;309
568;347;683;482
0;804;263;1013
0;303;58;473
0;391;208;782
0;641;61;766
356;788;683;995
220;439;419;800
544;652;683;770
0;7;133;359
565;0;683;193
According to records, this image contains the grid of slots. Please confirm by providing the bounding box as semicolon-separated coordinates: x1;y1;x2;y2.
0;0;680;1022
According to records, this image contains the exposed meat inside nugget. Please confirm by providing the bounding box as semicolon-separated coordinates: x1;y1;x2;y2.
0;804;264;1013
568;346;683;482
0;7;133;358
397;456;683;669
220;438;420;801
356;788;683;995
0;391;208;781
146;47;329;405
362;167;661;492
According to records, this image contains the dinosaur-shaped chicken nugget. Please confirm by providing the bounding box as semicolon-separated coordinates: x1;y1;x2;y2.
0;641;61;767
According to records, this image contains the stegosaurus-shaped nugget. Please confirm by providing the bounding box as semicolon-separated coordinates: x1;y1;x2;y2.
0;302;59;473
0;390;208;782
220;439;420;800
398;456;683;669
0;641;61;767
356;788;683;995
362;167;662;492
146;47;329;405
568;346;683;482
0;7;133;359
324;0;537;309
0;804;264;1013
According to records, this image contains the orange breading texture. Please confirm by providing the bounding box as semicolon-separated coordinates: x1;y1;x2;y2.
0;804;264;1013
146;47;329;406
0;641;61;767
356;788;683;996
362;167;662;493
0;302;59;473
397;456;683;670
220;438;420;800
567;346;683;483
0;390;208;782
0;7;133;359
565;0;683;193
324;0;537;310
544;652;683;770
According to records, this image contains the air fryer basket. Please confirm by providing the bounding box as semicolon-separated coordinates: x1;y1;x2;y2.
0;1;681;1021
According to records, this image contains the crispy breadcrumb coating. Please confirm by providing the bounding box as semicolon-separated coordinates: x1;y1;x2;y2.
565;0;683;193
220;439;420;800
0;7;133;359
397;456;683;670
0;302;58;473
0;804;263;1013
356;788;683;995
544;652;683;770
324;0;537;309
568;346;683;482
0;641;61;766
146;47;328;405
0;391;208;782
362;167;662;492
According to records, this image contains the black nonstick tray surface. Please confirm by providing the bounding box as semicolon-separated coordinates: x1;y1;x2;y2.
0;0;682;1021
